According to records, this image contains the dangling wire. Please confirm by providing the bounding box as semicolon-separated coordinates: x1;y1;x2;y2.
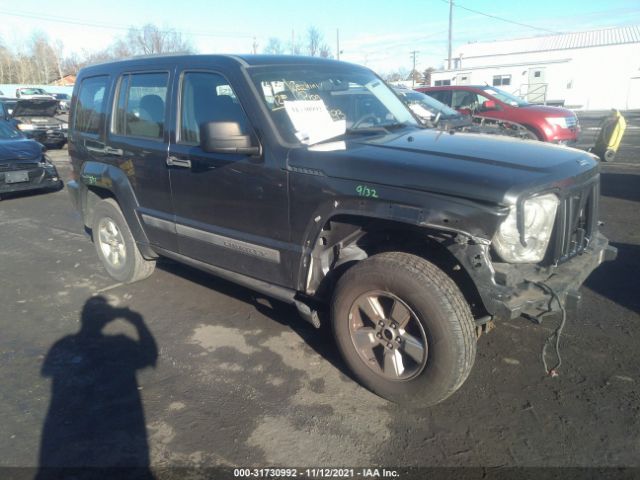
535;282;567;377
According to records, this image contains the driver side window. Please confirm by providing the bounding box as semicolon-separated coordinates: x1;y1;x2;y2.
451;90;478;110
179;72;248;145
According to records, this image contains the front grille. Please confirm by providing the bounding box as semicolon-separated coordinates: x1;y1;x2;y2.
565;116;578;128
549;181;598;264
32;125;61;131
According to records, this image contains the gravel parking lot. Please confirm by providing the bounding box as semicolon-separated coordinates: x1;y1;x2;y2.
1;112;639;475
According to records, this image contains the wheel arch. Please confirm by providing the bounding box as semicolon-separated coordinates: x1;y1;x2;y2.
78;161;156;259
302;213;489;319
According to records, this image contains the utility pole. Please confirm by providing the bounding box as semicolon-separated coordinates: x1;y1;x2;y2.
336;28;340;60
448;0;453;70
410;50;418;87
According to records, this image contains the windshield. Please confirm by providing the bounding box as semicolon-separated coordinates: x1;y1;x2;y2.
479;86;529;107
395;89;458;119
19;88;47;95
249;65;418;144
0;121;23;139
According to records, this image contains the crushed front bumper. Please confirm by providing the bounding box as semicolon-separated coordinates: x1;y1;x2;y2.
451;232;617;322
491;233;616;321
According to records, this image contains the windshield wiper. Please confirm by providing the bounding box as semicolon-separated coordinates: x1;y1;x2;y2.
345;122;413;135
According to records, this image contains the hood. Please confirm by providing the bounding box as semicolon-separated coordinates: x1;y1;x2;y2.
12;99;59;117
518;104;575;117
0;137;42;162
288;128;598;206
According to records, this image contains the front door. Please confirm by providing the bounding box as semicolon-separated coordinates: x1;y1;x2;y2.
167;70;290;285
527;68;547;103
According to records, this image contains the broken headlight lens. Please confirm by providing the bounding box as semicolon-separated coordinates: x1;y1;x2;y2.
493;193;559;263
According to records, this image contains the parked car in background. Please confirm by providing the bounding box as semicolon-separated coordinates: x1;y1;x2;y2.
418;85;580;144
10;99;68;148
51;93;71;113
0;98;18;117
0;120;62;198
395;88;536;139
15;87;55;100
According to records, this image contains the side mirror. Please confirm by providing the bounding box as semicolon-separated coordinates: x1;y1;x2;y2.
482;100;497;110
200;121;261;156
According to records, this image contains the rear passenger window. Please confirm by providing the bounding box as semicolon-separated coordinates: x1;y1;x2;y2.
75;76;108;135
112;72;168;140
179;72;248;144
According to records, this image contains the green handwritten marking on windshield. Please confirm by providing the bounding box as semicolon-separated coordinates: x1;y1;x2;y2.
356;185;379;198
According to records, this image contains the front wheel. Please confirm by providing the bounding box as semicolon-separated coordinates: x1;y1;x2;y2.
331;252;476;406
92;198;156;283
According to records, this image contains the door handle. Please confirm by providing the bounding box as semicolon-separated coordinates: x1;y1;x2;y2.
105;146;123;156
166;155;192;168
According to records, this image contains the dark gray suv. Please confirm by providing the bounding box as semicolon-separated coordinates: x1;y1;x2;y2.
67;55;615;405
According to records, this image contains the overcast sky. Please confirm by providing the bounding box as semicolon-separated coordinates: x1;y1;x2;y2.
0;0;639;74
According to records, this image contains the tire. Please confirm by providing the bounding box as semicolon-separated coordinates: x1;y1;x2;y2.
331;252;476;406
523;126;543;141
92;198;155;283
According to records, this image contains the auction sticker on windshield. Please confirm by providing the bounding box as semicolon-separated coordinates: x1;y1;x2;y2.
284;100;346;145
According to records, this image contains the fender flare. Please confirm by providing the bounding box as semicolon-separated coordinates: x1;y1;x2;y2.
295;195;500;293
78;161;155;257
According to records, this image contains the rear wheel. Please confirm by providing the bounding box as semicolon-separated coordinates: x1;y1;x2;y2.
331;252;476;406
92;198;155;283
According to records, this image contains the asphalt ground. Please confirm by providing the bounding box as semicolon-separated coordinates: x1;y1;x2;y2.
0;112;639;476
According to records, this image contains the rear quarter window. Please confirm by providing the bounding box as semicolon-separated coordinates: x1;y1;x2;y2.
74;76;109;135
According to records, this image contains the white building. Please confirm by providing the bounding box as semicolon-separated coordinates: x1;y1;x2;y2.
431;25;640;110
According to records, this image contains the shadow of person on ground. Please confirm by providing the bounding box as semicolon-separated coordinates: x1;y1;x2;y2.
36;296;157;479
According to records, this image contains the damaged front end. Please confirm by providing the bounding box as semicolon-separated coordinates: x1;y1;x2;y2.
448;173;617;323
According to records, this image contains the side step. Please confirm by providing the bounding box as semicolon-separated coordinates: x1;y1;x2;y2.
154;248;321;328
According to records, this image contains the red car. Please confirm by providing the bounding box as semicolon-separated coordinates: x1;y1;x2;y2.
417;85;580;145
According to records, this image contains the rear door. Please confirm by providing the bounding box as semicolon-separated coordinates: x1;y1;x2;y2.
167;69;290;285
105;70;177;252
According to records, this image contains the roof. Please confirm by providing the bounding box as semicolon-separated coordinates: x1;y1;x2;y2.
81;54;350;71
455;25;640;59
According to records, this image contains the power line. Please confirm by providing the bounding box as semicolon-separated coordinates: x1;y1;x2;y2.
440;0;563;35
0;10;258;39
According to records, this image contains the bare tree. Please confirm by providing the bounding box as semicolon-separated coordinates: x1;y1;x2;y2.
289;38;303;55
263;37;284;55
0;23;196;84
126;24;194;56
422;67;435;86
319;44;333;58
306;26;322;56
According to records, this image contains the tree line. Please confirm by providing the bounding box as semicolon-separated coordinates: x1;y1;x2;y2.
0;24;195;84
0;23;434;85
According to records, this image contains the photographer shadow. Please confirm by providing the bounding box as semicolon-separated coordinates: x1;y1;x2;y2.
37;296;157;479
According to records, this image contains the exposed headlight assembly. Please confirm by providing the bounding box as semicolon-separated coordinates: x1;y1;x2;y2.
17;123;35;131
493;193;559;263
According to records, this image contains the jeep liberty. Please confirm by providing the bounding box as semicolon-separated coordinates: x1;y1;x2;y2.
67;55;616;405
